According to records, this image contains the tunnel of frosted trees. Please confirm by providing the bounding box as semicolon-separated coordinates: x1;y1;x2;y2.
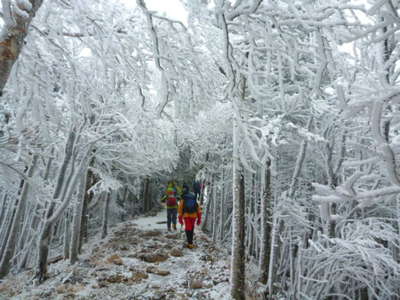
1;0;400;299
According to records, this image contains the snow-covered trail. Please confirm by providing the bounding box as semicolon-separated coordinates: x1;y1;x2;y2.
132;209;172;230
0;209;231;300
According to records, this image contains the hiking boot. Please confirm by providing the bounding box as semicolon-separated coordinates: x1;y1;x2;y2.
187;244;195;249
172;224;177;231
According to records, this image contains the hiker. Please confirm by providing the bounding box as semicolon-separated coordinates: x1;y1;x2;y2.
178;184;201;248
161;181;178;231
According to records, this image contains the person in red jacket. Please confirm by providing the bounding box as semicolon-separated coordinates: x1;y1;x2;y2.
178;184;201;249
161;181;179;231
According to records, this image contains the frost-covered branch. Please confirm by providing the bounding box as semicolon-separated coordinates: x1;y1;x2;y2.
136;0;170;117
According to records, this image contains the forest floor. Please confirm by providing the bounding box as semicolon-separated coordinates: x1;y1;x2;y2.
0;210;231;300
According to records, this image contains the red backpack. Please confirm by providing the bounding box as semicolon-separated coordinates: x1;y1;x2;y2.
166;187;177;206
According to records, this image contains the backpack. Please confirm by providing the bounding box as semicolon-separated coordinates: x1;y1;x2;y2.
183;193;197;213
166;187;177;207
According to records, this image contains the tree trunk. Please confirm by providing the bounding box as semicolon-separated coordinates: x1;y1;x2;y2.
0;193;8;229
212;176;218;242
199;179;206;206
36;152;88;282
0;195;13;259
259;159;272;284
0;0;44;96
63;211;70;259
267;155;279;296
122;186;129;217
289;117;312;198
143;177;150;212
16;209;37;270
80;169;96;251
0;154;38;278
0;201;15;263
79;193;89;252
16;202;33;266
36;203;55;282
101;192;111;239
35;130;76;282
70;166;90;264
18;152;54;271
219;168;226;241
248;172;256;258
201;176;213;232
230;115;246;300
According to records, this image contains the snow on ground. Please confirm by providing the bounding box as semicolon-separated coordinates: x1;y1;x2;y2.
0;209;231;300
132;209;170;230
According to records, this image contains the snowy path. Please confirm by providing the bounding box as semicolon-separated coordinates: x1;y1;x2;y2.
0;210;230;300
132;209;171;230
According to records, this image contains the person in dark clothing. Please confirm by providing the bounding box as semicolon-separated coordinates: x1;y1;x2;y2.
178;184;201;248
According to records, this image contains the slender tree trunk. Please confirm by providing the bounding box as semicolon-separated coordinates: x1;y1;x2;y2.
63;211;71;259
80;169;95;251
70;166;90;264
36;203;55;282
101;192;111;239
248;172;256;257
0;207;14;260
0;193;8;229
35;130;76;282
219;168;226;241
230;114;246;300
17;234;34;271
267;163;279;297
122;186;129;217
0;154;38;278
36;152;89;282
282;118;312;294
0;195;12;258
19;152;54;271
289;118;312;198
79;194;89;253
143;177;150;212
212;177;218;242
16;210;36;270
199;179;206;206
259;159;272;284
0;0;44;96
201;175;213;232
16;202;33;264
